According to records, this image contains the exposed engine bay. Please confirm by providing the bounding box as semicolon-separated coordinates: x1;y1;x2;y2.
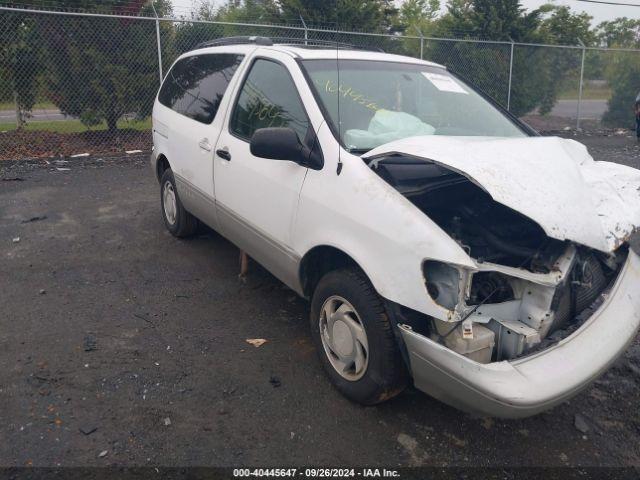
369;154;626;363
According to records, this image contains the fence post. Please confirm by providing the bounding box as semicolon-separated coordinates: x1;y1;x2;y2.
576;39;586;130
507;38;514;111
299;14;308;45
416;27;424;60
151;2;163;84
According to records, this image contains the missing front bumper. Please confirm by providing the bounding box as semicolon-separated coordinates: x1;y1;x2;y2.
399;250;640;418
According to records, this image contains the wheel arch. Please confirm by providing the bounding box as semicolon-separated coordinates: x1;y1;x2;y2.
299;245;372;299
155;154;171;183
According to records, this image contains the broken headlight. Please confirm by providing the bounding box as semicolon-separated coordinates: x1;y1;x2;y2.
423;260;470;311
468;272;515;305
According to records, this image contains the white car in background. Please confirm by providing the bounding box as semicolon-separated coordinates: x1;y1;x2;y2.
151;36;640;418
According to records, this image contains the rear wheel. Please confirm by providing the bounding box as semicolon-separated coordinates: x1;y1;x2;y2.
160;169;198;238
310;268;408;405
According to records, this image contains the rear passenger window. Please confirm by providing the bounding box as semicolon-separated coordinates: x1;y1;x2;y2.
230;59;310;141
159;54;243;124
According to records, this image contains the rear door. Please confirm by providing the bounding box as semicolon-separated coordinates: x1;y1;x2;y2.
157;53;244;228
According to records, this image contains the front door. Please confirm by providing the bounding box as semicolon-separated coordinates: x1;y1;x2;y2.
214;55;313;289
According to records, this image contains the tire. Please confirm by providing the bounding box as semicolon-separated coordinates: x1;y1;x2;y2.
160;169;198;238
310;268;408;405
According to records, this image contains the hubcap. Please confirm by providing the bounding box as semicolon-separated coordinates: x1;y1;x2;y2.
319;295;369;381
163;181;177;225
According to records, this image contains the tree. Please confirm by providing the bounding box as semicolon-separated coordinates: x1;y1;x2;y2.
401;0;441;25
540;6;594;45
509;5;596;115
398;0;440;40
602;53;640;128
533;6;596;112
215;0;280;24
176;0;398;52
437;0;543;41
597;17;640;48
427;0;552;115
425;0;604;116
278;0;397;32
596;18;640;128
39;0;173;132
174;1;280;55
394;0;440;57
0;5;41;128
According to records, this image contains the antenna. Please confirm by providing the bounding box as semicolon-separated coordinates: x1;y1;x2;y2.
335;17;343;176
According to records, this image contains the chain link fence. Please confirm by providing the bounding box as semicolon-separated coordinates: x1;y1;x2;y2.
2;6;640;160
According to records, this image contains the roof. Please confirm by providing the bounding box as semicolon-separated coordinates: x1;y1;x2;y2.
185;41;444;69
271;45;444;68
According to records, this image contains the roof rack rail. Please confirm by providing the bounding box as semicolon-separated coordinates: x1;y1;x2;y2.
194;36;273;50
273;37;385;52
192;35;385;53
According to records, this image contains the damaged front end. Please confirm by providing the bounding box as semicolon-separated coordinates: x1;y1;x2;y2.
371;153;629;363
423;244;626;363
366;146;640;416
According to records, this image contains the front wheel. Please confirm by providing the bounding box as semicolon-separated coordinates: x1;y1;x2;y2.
310;268;408;405
160;169;198;238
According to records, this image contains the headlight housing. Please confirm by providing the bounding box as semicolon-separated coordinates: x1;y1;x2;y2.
423;260;469;311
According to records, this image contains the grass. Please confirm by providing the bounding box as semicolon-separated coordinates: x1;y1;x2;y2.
0;100;57;111
0;118;152;134
557;84;612;101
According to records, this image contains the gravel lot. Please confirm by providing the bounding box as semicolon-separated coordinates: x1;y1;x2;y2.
1;133;639;468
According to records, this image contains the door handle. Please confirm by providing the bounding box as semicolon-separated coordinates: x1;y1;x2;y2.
216;149;231;161
198;138;212;151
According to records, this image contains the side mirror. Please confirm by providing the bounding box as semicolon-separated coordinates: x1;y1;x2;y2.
250;127;323;169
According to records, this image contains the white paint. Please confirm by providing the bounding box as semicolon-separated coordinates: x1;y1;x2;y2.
151;42;640;418
152;44;470;319
151;44;640;325
152;45;249;200
294;122;475;319
365;135;640;253
212;49;318;251
398;250;640;417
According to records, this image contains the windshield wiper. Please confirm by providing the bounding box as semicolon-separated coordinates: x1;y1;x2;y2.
347;148;371;156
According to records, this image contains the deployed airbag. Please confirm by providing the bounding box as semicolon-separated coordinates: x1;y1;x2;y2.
344;110;435;150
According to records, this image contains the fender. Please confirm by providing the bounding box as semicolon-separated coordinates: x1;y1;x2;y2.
292;128;476;319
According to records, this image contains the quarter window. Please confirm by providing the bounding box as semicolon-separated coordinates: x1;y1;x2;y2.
159;54;243;124
230;59;310;141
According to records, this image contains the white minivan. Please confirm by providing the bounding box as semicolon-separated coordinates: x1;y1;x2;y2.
151;36;640;418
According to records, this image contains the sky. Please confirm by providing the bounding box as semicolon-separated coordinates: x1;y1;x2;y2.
170;0;640;26
521;0;640;24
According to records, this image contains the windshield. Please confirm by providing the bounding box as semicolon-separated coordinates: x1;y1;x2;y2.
301;60;526;152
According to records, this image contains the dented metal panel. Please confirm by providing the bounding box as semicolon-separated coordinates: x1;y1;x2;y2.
365;136;640;253
398;250;640;418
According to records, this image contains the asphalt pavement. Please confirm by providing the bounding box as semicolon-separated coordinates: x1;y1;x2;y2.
550;99;608;120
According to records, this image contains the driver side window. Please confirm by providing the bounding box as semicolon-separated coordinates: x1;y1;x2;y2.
230;59;310;142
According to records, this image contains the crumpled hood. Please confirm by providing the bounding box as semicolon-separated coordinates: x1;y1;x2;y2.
364;136;640;253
